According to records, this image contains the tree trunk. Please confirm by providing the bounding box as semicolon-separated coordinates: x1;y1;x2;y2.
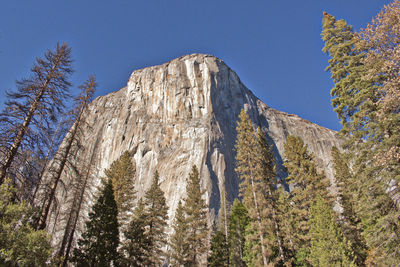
0;88;45;184
250;174;269;267
37;120;80;230
59;135;99;265
31;121;64;204
0;61;58;185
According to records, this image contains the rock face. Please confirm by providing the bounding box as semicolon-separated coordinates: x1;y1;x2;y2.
47;54;341;250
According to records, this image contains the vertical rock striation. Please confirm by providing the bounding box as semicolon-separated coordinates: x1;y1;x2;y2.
46;54;341;252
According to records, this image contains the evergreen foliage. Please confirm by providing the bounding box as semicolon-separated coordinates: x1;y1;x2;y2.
0;178;51;266
357;0;400;171
142;171;169;266
228;199;249;267
331;147;367;265
234;109;279;266
183;165;209;266
321;12;375;137
169;201;188;266
105;151;136;226
71;179;119;266
309;196;356;267
322;8;400;265
283;135;330;265
275;187;296;266
208;229;229;267
120;199;150;267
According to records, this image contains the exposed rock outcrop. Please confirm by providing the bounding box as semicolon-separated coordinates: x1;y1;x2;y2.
46;54;341;251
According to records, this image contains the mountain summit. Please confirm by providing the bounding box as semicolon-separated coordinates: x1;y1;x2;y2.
46;54;341;249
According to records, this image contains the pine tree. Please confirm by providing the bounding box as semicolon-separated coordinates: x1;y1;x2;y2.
0;43;73;185
228;199;249;267
169;201;188;266
0;178;51;266
234;109;280;266
309;196;356;267
356;163;400;265
322;10;400;265
58;140;99;266
37;76;96;230
357;1;400;172
71;179;119;266
321;12;375;138
184;165;209;266
120;199;151;267
105;151;136;227
208;229;229;267
355;5;400;263
142;171;168;266
283;135;330;265
255;127;286;264
331;147;367;265
275;186;296;266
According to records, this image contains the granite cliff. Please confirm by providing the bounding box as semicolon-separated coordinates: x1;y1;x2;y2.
45;54;341;250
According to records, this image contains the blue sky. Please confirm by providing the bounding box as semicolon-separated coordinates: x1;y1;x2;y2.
0;0;391;131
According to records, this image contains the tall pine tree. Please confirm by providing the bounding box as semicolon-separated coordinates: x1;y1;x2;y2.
169;201;188;266
71;178;119;266
331;147;367;265
37;76;96;230
283;135;330;265
142;171;168;266
235;109;281;266
104;151;136;228
322;10;400;265
228;199;249;267
275;186;296;266
183;165;209;266
0;43;73;186
120;199;150;267
208;229;229;267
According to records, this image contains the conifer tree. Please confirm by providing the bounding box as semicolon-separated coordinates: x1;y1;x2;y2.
208;229;229;267
120;199;150;267
105;151;136;227
283;135;330;265
37;76;96;230
235;109;280;266
331;147;367;265
309;196;356;267
169;201;188;266
357;0;400;173
275;187;296;266
142;171;168;266
322;10;400;265
71;179;119;266
235;109;269;266
228;199;249;267
0;43;73;185
184;165;209;266
354;4;400;263
58;140;99;266
255;127;286;264
321;12;375;138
